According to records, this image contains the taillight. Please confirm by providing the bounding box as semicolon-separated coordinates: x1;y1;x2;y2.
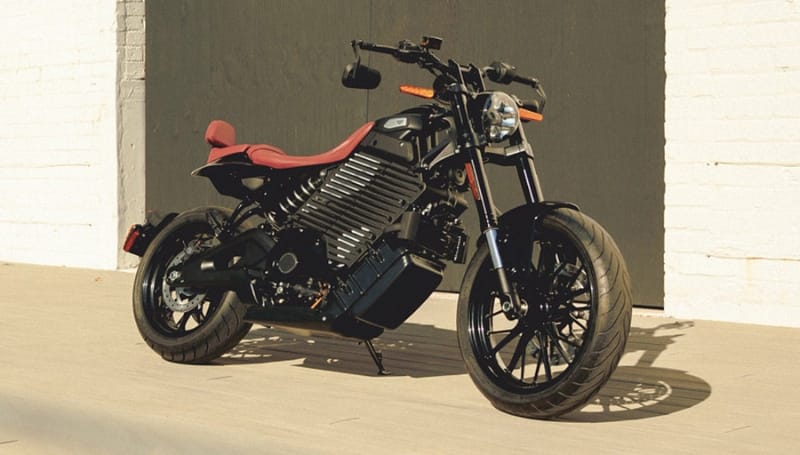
123;224;149;256
123;225;141;252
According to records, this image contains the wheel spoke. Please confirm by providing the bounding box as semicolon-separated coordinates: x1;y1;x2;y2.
553;329;582;349
176;312;191;334
538;332;553;382
506;331;534;374
547;325;573;364
533;342;543;384
487;328;513;336
191;306;206;324
567;322;581;341
490;325;521;356
485;308;504;320
569;314;588;332
562;286;590;302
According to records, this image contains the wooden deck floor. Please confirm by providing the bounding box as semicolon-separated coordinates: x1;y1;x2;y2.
1;263;798;454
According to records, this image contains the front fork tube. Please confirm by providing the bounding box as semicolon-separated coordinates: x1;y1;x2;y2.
466;152;528;318
516;153;543;205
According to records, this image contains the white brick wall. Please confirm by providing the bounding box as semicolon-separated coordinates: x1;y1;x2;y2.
665;0;800;327
0;0;145;269
117;0;146;268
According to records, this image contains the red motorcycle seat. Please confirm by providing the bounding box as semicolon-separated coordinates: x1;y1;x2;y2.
205;120;236;147
207;143;286;163
204;121;374;169
247;122;374;169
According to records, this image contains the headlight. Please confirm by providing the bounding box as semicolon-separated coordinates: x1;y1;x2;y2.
478;92;519;142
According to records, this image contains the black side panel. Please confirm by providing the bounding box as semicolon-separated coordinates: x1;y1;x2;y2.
192;161;269;199
372;114;425;136
333;243;443;329
361;131;415;163
352;254;443;329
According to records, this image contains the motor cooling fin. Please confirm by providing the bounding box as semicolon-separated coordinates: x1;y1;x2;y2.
291;151;425;267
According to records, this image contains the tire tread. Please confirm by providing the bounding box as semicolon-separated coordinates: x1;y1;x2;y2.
132;207;253;365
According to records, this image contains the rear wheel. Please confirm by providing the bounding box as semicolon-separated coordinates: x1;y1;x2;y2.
132;207;252;364
457;208;631;419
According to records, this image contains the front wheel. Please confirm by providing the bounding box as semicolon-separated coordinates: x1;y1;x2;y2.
457;208;632;419
132;207;252;364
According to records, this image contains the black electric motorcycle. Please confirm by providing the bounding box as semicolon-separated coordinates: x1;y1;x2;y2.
124;36;632;419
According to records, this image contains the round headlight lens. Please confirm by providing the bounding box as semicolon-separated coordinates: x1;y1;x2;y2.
481;92;519;142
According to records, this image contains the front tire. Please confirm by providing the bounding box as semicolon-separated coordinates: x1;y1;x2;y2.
457;208;632;419
132;207;252;364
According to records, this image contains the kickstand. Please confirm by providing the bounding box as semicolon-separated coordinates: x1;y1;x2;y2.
363;339;391;376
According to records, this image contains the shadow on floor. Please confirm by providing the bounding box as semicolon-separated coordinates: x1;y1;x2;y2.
218;323;466;378
218;320;711;421
566;321;712;422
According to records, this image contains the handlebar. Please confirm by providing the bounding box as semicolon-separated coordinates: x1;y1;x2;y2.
353;38;546;112
357;41;397;55
355;40;435;65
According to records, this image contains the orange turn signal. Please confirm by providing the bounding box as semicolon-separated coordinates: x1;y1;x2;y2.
399;85;435;99
519;108;543;122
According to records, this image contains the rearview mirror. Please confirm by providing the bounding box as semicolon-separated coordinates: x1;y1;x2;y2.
342;62;381;90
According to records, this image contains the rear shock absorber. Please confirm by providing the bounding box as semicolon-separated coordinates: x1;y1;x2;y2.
278;174;323;215
267;172;325;225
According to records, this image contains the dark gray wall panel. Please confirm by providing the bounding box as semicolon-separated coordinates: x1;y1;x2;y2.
146;0;371;209
147;1;665;307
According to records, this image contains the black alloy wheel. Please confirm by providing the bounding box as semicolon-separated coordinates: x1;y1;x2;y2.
457;208;631;419
468;229;594;393
140;224;222;338
133;207;252;364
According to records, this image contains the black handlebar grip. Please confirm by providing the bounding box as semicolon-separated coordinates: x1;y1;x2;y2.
357;41;395;55
487;61;517;84
487;61;541;89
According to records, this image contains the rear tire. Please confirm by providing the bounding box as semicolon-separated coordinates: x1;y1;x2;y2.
457;208;632;419
132;207;252;364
